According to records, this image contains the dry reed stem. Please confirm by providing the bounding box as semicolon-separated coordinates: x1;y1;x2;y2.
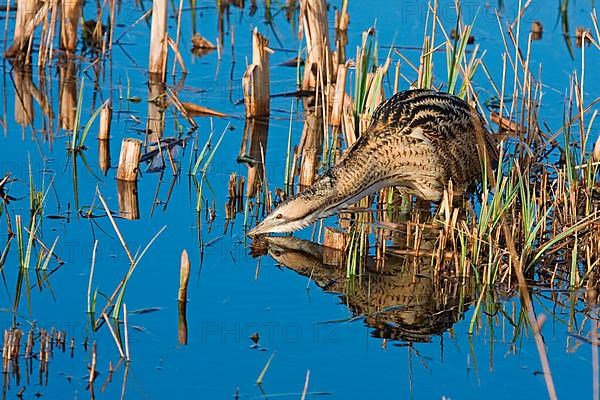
60;0;80;52
148;0;168;75
123;304;130;361
5;0;46;60
108;0;116;51
330;63;348;127
167;36;187;74
242;28;272;118
300;370;310;400
177;253;190;345
490;111;527;135
341;93;356;145
334;3;349;63
337;1;349;31
97;189;134;264
166;89;199;128
300;0;332;90
37;0;54;66
181;102;227;119
98;100;112;140
102;313;125;358
45;0;58;65
171;0;184;76
114;9;151;44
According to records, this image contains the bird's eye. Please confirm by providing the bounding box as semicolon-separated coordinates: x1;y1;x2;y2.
275;213;283;219
273;250;282;257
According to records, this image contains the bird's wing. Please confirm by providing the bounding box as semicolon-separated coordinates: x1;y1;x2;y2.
367;90;476;145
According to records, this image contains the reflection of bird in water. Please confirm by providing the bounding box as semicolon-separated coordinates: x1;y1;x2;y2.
250;236;471;342
248;89;498;235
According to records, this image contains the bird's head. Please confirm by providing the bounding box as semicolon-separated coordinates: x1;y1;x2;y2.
247;193;336;236
247;197;319;236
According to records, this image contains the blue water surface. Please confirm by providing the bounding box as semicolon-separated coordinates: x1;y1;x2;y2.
0;0;598;398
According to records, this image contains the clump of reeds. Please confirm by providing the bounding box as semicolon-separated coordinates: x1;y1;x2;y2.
239;3;600;397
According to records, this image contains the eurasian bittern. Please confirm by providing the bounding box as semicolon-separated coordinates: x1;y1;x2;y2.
248;89;498;235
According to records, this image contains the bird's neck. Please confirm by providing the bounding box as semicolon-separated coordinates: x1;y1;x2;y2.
296;154;382;217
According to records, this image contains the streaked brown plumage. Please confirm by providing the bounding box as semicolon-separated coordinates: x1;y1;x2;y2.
248;89;498;235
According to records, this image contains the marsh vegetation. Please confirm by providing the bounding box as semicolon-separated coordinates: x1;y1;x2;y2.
0;0;599;398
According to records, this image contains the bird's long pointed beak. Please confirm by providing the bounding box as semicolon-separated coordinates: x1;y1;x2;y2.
246;225;261;236
247;220;270;236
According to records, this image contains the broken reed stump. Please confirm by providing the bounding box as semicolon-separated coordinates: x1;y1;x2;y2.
323;227;347;265
98;101;112;140
298;99;323;187
300;0;332;91
60;0;81;52
149;0;168;76
117;180;139;220
242;28;272;118
116;138;142;181
98;97;112;176
2;328;23;374
299;148;318;187
178;250;190;302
